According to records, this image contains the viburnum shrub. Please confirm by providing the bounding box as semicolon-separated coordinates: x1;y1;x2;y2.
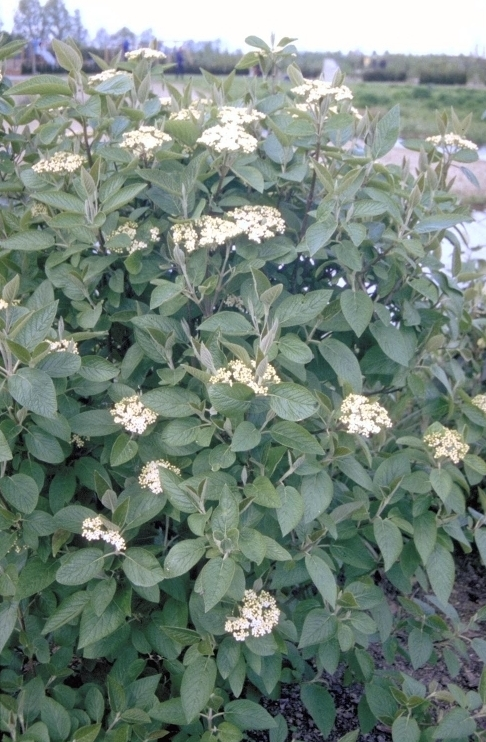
0;32;486;742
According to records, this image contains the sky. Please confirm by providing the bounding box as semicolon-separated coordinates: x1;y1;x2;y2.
1;0;485;56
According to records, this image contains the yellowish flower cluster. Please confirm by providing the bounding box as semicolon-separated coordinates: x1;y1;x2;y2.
224;295;245;310
0;299;9;310
159;96;172;107
197;124;258;154
82;516;126;551
426;134;478;151
110;396;157;434
71;434;88;448
31;202;49;217
139;459;181;494
225;589;280;641
292;79;353;104
339;394;392;437
471;394;486;414
49;338;79;354
125;48;166;61
89;69;127;85
229;205;286;244
107;221;148;254
33;152;84;175
423;428;469;464
217;106;266;126
120;126;172;157
198;215;243;248
209;360;280;396
171;223;199;253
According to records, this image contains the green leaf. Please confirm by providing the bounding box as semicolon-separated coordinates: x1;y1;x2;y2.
122;548;165;587
413;512;437;565
142;387;200;417
0;430;12;462
369;322;415;366
38;350;81;377
268;383;318;421
42;591;90;634
371;105;400;159
34;191;86;213
8;75;72;96
70;410;120;437
244;476;281;507
8;368;57;418
302;471;333;522
56;548;105;585
0;230;56;252
340;290;373;338
319;338;362;392
301;684;336;738
299;609;337;648
164;538;206;578
110;434;138;467
25;426;65;464
230;421;261;451
95;74;133;95
0;601;18;654
432;708;476;739
273;290;332;327
373;517;403;572
52;39;83;72
102;183;147;213
278;334;313;364
271;421;324;455
200;557;235;612
198;312;255;336
224;700;277;730
12;300;58;350
408;628;433;670
426;543;454;604
181;656;217;722
231;162;264;193
305;219;336;256
277;486;304;536
16;557;57;599
429;469;452;501
40;696;71;742
78;356;120;381
72;723;102;742
305;553;337;608
78;600;125;649
415;214;466;234
0;473;39;514
208;383;254;415
392;715;420;742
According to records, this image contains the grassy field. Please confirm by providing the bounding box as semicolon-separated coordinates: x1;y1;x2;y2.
165;74;486;145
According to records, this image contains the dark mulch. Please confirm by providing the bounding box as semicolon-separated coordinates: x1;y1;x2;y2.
249;551;486;741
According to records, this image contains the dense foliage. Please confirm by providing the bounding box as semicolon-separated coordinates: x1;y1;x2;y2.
0;33;486;742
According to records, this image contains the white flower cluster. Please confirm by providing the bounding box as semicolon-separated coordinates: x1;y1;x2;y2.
159;96;172;107
225;589;280;641
217;106;266;126
120;126;172;157
229;205;286;244
107;221;148;254
149;227;160;241
33;152;84;175
209;360;281;396
339;394;392;437
125;48;166;61
110;396;157;434
197;124;258;154
139;459;181;494
89;69;128;85
471;394;486;414
292;79;353;104
0;299;9;310
171;206;285;252
423;428;469;464
82;516;126;551
426;134;477;151
49;338;79;354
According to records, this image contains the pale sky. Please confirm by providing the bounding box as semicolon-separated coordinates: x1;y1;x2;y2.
1;0;485;56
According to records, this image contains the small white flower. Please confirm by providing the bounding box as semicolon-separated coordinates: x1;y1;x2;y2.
426;133;477;151
424;427;469;464
110;396;157;434
197;124;258;154
33;152;84;175
125;48;166;61
339;394;392;437
49;338;79;354
225;589;280;641
120;126;172;157
139;459;181;494
82;516;126;551
471;394;486;414
209;360;280;396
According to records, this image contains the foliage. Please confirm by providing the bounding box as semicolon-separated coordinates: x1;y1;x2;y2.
0;32;486;742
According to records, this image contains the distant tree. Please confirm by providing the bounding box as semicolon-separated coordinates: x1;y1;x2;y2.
93;27;111;50
13;0;46;73
138;28;154;48
109;26;136;53
71;9;87;46
43;0;73;40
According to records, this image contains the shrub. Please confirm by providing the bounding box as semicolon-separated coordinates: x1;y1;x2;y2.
362;69;407;82
0;33;485;742
419;70;468;85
